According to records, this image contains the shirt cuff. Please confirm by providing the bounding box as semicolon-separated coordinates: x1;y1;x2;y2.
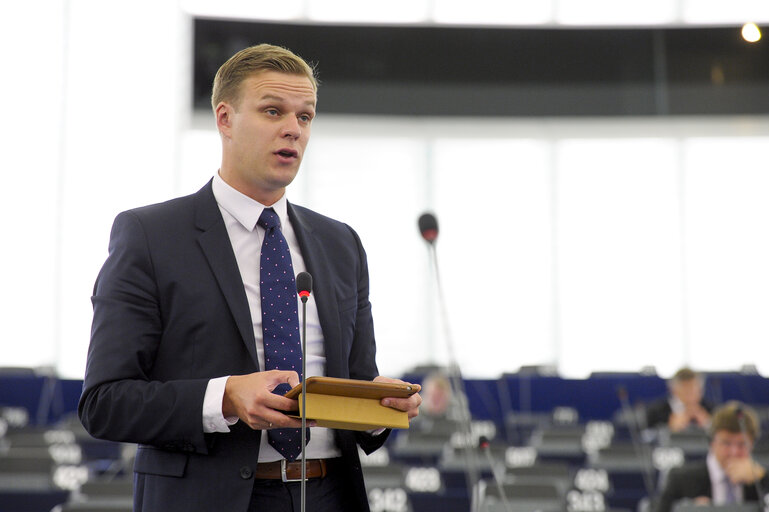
203;376;239;433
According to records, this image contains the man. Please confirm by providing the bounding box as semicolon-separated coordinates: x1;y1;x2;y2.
78;44;421;512
646;368;712;432
655;401;768;512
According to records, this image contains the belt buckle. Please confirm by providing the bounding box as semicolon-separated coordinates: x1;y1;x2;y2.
280;459;303;483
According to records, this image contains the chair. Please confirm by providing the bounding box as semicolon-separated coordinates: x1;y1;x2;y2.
504;462;573;495
475;479;564;512
389;428;454;465
672;504;760;512
529;425;587;466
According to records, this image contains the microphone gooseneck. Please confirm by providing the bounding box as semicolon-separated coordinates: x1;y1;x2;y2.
734;405;765;508
417;211;482;510
615;386;655;498
479;436;512;512
296;271;312;512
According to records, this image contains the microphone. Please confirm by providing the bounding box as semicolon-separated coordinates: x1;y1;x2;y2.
479;436;512;512
418;212;439;244
296;271;312;512
734;405;765;508
615;386;655;498
416;211;481;509
297;272;312;303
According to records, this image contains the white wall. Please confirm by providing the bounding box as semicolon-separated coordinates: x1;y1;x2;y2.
2;1;768;380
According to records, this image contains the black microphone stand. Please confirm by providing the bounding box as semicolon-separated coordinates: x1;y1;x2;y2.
297;272;313;512
419;214;482;510
479;436;512;512
616;386;656;499
735;406;766;511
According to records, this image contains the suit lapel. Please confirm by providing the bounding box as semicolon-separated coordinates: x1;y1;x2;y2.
288;203;344;378
194;182;259;369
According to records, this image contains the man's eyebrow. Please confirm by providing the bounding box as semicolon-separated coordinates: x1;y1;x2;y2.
259;94;316;108
258;94;286;103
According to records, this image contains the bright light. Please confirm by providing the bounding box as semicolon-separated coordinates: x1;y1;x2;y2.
433;0;554;26
742;22;762;43
683;0;769;24
556;0;676;25
307;0;430;24
180;0;304;20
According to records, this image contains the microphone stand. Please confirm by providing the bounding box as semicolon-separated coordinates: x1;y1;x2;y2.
736;406;766;510
301;295;307;512
298;275;311;512
423;237;482;511
617;387;656;499
479;436;512;512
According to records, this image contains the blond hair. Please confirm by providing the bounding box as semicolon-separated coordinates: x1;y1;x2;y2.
211;43;317;111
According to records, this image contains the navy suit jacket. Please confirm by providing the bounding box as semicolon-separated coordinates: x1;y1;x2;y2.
656;461;769;512
79;181;388;511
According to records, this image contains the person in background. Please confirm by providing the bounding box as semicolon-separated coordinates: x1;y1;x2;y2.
655;401;768;512
646;367;713;432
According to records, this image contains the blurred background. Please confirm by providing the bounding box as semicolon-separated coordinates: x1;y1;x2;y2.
1;2;768;512
2;0;768;380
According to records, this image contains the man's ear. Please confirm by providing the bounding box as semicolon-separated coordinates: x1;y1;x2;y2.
215;102;233;138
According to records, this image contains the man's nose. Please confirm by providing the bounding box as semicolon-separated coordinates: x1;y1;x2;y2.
281;116;301;139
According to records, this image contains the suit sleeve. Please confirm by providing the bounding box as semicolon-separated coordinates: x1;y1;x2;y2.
78;211;211;454
656;467;687;512
645;399;671;429
344;225;393;452
346;225;379;383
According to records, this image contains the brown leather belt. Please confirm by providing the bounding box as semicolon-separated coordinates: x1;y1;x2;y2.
253;459;328;482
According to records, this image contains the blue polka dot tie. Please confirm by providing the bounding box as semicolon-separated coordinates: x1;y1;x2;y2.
258;207;307;461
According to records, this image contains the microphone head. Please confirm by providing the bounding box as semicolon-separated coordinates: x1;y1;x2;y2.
296;272;313;300
418;212;439;243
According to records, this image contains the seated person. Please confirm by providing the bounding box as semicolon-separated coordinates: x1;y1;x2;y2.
655;401;769;512
646;367;713;432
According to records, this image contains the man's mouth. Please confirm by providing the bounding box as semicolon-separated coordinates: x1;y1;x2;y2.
275;149;298;158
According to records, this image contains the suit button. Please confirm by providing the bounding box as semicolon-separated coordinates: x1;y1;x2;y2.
240;466;253;479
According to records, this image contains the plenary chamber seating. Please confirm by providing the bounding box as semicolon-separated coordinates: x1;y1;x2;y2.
0;407;133;512
4;368;769;512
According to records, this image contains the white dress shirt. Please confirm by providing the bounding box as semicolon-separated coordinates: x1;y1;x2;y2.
201;172;342;462
708;452;744;504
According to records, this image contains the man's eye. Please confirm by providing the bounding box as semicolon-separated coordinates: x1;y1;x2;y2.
266;109;279;116
299;114;312;122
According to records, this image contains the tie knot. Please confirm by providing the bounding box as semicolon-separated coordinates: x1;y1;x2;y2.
258;208;281;230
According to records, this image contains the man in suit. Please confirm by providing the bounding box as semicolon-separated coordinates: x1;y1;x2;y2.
645;367;713;432
79;44;421;512
655;401;768;512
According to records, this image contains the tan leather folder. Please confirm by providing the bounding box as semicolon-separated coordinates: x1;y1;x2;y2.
284;376;421;431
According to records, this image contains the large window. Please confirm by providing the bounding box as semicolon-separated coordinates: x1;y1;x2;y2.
3;3;769;380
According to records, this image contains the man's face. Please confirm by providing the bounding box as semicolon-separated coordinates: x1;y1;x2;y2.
711;430;753;470
672;378;703;407
217;71;316;204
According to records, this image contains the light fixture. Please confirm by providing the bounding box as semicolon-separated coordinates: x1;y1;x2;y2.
741;22;762;43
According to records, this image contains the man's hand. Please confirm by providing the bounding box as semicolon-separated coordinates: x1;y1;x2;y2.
374;376;422;421
687;404;711;427
222;370;309;430
669;404;711;432
725;458;766;484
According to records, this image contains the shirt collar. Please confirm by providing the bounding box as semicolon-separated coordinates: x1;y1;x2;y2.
707;451;728;482
669;396;685;414
212;172;289;231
